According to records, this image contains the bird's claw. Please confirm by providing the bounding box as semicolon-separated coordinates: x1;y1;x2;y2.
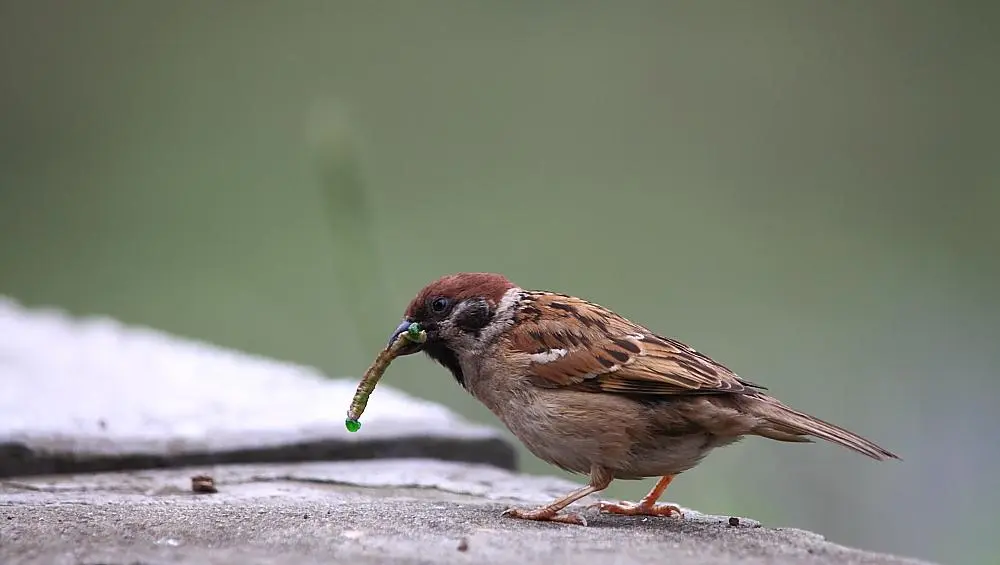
501;506;588;526
591;500;684;518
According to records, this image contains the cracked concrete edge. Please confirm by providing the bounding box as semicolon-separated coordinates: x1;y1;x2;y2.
1;459;590;506
0;434;518;479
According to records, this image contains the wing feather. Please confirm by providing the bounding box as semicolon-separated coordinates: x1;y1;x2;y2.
510;292;765;397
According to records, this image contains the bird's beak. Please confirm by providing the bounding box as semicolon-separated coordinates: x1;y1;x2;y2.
387;319;425;356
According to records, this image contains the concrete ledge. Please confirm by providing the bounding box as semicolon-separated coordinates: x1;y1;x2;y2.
0;460;936;565
0;297;516;477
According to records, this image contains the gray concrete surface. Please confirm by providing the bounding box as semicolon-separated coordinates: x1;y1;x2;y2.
0;297;515;477
0;459;936;565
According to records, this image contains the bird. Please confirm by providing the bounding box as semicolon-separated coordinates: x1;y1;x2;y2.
385;272;899;525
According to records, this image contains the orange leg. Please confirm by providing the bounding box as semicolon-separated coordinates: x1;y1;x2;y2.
593;475;683;517
501;482;599;526
502;467;613;526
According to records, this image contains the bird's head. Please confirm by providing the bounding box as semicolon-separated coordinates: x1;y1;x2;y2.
387;272;520;386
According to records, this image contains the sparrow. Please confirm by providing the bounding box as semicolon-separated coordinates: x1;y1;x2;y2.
387;272;899;525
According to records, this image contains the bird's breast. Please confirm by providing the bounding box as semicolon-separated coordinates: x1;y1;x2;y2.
462;364;640;475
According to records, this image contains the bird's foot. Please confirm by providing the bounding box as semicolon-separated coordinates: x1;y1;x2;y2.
501;506;588;526
593;500;684;518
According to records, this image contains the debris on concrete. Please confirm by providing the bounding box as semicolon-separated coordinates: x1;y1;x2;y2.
190;474;217;493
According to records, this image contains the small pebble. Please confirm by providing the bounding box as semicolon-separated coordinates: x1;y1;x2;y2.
728;516;740;527
457;537;469;552
191;475;218;494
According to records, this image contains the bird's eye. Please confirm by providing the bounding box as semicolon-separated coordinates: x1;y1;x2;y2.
430;297;451;314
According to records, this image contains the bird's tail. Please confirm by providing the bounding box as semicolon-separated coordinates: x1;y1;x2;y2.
749;395;900;461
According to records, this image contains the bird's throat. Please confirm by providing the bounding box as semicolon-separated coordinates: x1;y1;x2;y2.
422;341;467;388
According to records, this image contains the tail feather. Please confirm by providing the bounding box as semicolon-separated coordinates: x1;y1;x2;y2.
751;396;900;461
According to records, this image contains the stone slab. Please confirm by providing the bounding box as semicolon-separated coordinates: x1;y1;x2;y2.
0;459;935;565
0;297;515;477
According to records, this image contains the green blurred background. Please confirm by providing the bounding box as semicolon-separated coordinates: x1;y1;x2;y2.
1;2;997;563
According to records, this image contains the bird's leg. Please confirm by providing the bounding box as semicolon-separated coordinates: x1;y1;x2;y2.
593;474;683;517
502;468;612;526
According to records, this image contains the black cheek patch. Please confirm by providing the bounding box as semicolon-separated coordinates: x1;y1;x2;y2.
423;341;467;388
454;301;493;332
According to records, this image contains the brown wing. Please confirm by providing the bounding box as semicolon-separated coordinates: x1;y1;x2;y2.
509;292;765;396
